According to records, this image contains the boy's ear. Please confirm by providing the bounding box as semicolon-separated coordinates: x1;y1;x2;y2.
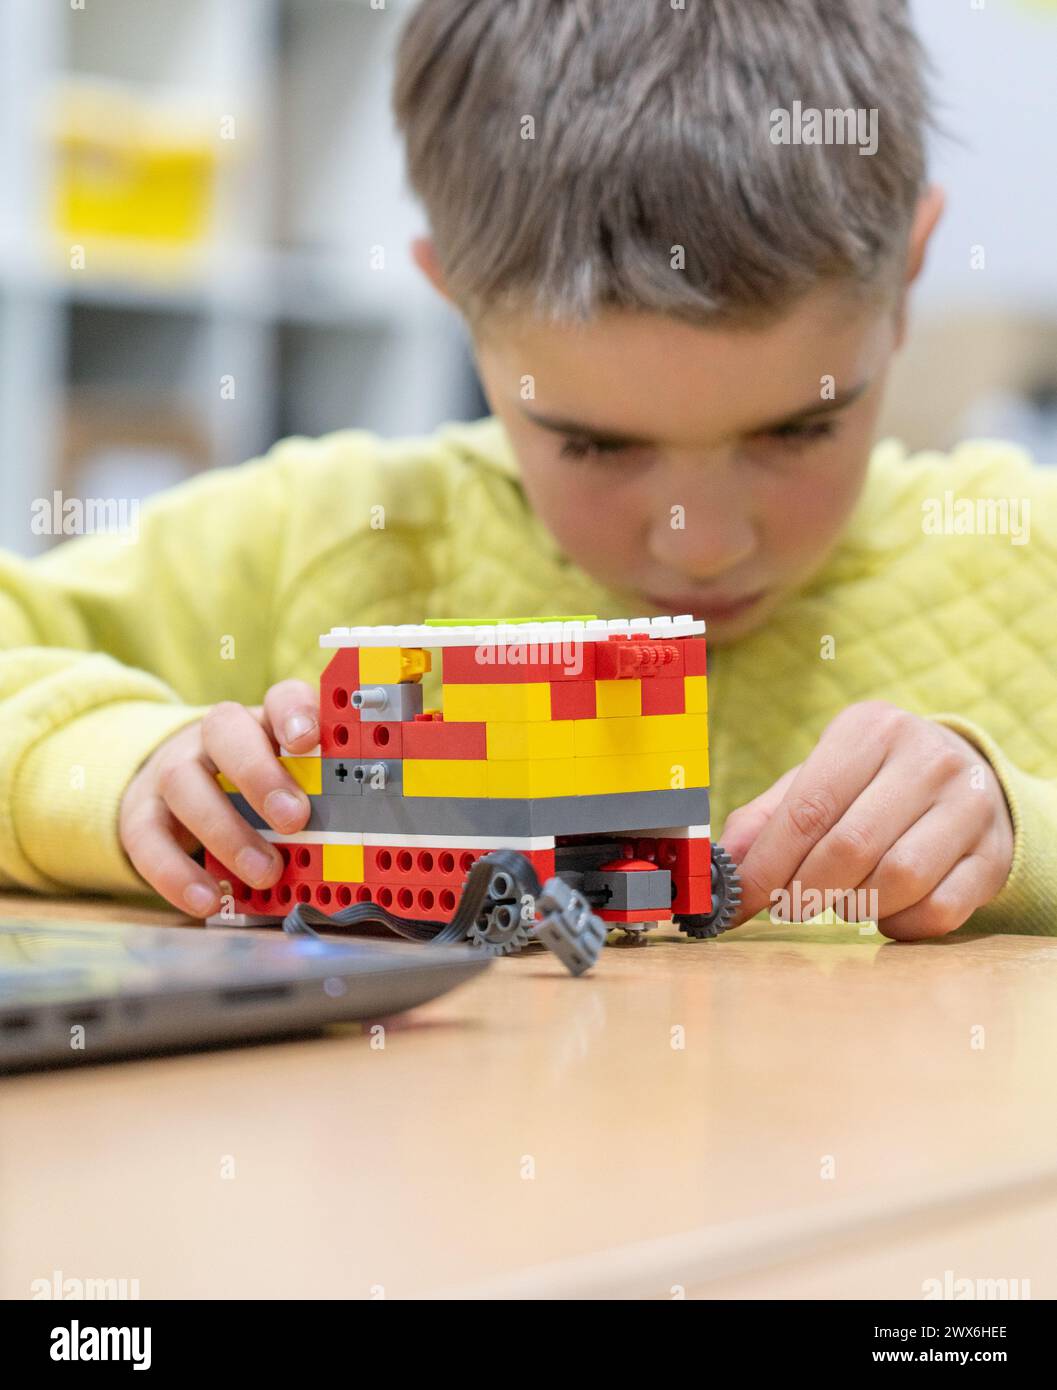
411;237;452;301
905;184;946;286
894;184;946;348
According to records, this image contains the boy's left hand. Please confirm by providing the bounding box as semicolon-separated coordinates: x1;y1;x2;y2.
719;701;1015;939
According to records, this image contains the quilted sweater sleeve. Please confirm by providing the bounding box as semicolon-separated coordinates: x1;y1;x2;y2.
928;713;1057;936
913;442;1057;935
0;447;290;897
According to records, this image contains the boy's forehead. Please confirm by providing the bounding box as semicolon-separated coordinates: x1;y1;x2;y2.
477;286;893;441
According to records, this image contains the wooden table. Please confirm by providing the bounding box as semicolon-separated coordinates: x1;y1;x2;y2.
2;891;1056;1300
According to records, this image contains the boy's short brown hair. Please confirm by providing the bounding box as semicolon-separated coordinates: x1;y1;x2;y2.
393;0;935;326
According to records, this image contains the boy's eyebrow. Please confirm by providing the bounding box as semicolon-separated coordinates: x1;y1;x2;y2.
521;380;872;446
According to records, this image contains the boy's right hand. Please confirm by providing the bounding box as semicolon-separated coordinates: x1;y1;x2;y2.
118;680;318;918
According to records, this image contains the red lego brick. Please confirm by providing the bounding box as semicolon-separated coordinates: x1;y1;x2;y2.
681;636;707;676
671;873;712;915
363;878;461;921
321;719;362;757
595;637;682;680
597;907;670;923
640;676;685;715
651;837;712;876
359;721;402;758
441;643;595;684
524;847;556;881
276;843;322;882
366;844;485;883
549;680;596;719
402;719;487;759
321;649;361;718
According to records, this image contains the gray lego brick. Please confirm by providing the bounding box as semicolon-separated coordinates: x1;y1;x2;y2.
322;758;402;795
322;759;361;796
226;787;709;839
583;866;672;911
351;683;423;721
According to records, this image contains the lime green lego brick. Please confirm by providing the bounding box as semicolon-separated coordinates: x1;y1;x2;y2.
424;615;597;626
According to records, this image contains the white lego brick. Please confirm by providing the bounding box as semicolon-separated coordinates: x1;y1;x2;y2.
319;616;705;649
259;830;363;845
627;824;711;839
360;832;556;850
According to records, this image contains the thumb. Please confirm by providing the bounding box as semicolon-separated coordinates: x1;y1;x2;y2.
719;764;802;864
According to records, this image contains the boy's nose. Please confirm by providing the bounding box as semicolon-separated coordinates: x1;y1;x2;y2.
646;485;757;581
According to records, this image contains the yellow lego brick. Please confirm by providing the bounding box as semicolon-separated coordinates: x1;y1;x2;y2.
216;772;237;793
486;758;578;798
359;646;431;684
323;843;365;883
684;675;708;713
575;750;709;796
594;679;642;717
486;719;575;760
403;759;489;798
572;713;708;757
442;682;552;722
279;756;322;795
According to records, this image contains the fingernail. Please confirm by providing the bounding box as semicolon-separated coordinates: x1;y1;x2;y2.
264;789;306;830
284;712;316;743
185;883;217;915
236;845;277;885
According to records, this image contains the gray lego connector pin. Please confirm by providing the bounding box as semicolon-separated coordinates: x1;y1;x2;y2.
351;684;424;721
534;877;608;977
351;686;388;711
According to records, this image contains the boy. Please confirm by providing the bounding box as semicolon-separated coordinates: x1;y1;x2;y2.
0;0;1053;938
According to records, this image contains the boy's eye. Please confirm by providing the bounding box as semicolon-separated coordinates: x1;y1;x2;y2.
557;417;840;464
755;418;839;449
558;436;634;463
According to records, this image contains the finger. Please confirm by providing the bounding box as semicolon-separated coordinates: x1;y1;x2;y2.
732;709;894;925
851;796;991;921
787;746;964;913
719;764;801;864
159;759;285;890
200;701;310;834
264;679;320;752
122;793;222;918
878;851;994;941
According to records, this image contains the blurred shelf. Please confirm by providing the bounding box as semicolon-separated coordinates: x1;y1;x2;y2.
0;240;445;325
0;0;476;554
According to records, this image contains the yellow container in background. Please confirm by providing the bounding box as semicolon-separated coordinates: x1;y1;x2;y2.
49;78;218;244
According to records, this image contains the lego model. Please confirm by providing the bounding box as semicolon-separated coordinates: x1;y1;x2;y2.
205;616;741;976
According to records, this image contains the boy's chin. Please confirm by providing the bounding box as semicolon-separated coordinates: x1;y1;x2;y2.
703;606;768;642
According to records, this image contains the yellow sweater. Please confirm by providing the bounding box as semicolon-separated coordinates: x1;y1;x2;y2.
1;418;1055;931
